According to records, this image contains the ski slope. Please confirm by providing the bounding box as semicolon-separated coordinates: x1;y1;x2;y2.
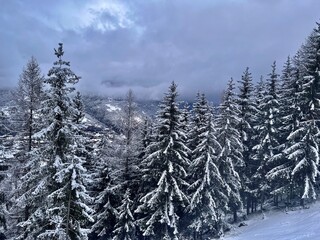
222;202;320;240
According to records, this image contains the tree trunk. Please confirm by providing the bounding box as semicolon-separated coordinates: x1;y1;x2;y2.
300;198;304;207
24;205;30;221
300;187;304;207
274;195;279;207
28;108;33;152
66;186;72;237
290;183;294;204
233;208;238;223
251;196;254;213
246;194;251;215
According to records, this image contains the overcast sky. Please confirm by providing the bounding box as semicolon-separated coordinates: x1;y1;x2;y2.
1;0;319;100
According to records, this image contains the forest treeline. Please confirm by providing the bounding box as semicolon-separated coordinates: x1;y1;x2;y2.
0;21;320;240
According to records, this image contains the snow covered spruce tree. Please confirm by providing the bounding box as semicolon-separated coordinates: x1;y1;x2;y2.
180;102;191;138
112;189;136;240
251;75;265;168
187;93;228;239
183;93;208;237
15;43;94;239
216;78;243;223
137;117;153;162
282;25;320;206
186;97;208;196
71;91;97;191
72;91;85;124
187;92;211;233
252;61;281;207
188;93;209;153
277;56;297;145
91;161;119;239
134;116;153;224
135;82;190;239
0;112;10;239
236;67;258;214
266;56;300;204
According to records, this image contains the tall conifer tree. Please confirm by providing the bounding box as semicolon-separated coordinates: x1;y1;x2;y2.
266;56;299;203
188;94;227;239
252;61;280;207
15;43;93;239
216;79;243;222
283;26;320;205
136;82;190;239
237;67;257;214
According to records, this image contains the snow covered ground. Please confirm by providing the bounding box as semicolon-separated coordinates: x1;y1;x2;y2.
222;201;320;240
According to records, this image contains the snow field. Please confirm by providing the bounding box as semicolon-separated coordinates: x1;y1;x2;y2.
222;202;320;240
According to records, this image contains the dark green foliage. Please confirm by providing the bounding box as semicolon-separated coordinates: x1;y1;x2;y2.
252;61;280;207
216;79;243;223
136;82;190;239
237;67;258;214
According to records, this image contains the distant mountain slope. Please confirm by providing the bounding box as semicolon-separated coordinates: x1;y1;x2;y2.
82;94;158;133
222;202;320;240
0;88;158;135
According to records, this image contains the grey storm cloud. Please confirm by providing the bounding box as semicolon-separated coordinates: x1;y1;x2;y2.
0;0;320;100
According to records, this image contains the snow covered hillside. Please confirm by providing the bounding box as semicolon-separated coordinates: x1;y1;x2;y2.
222;202;320;240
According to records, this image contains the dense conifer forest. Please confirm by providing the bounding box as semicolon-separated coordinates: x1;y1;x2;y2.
0;20;320;240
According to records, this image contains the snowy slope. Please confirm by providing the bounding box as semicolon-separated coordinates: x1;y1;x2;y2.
82;94;155;134
222;202;320;240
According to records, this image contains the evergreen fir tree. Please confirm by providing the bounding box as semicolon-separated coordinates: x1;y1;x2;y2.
0;113;9;238
16;43;93;239
134;117;153;239
252;61;280;207
112;189;136;240
90;117;126;239
278;56;297;143
188;93;209;153
72;91;85;124
187;94;227;239
283;26;320;205
216;78;243;223
71;91;95;175
284;116;320;206
266;56;299;204
135;82;190;239
179;102;191;136
91;163;119;239
137;117;152;162
237;67;257;214
0;111;7;136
